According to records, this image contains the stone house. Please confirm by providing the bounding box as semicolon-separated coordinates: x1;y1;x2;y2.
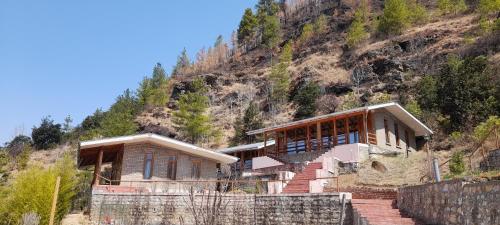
78;133;238;193
218;102;433;193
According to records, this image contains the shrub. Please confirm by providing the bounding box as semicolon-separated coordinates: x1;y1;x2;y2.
231;102;264;145
298;23;314;45
407;0;429;24
404;100;423;119
478;0;500;15
347;10;368;48
316;94;340;114
31;116;62;150
473;116;500;141
1;155;77;225
314;14;328;34
438;0;467;15
378;0;411;35
340;92;362;111
449;151;465;175
99;89;140;137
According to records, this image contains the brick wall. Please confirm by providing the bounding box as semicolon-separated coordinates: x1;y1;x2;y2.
91;192;353;225
397;180;500;225
120;143;218;183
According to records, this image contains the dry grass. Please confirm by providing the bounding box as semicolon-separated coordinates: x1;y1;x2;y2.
337;151;451;187
61;213;91;225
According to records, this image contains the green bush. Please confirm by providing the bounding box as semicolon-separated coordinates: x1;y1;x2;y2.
449;151;466;175
0;154;77;225
404;100;423;119
32;116;62;150
407;0;429;24
298;23;314;45
438;0;467;15
478;0;500;15
314;14;328;34
347;10;368;48
378;0;411;35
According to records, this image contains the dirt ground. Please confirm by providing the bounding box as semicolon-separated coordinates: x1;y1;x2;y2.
61;213;90;225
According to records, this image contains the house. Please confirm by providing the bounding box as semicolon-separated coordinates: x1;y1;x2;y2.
222;102;433;193
77;133;238;193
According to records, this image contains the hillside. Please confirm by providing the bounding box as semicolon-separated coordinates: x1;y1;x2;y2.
136;1;499;149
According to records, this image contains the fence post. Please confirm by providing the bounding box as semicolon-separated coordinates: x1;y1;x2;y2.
49;176;61;225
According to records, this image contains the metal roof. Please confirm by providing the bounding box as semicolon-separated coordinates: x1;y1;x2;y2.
79;133;238;164
217;140;275;154
247;102;433;136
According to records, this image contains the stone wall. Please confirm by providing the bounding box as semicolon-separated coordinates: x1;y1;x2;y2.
397;180;500;225
480;149;500;171
91;191;352;225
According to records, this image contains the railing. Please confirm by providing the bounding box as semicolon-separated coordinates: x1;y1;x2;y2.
368;133;377;145
95;174;341;194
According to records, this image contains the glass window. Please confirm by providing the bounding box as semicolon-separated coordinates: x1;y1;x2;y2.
167;156;177;180
143;153;153;179
191;160;201;179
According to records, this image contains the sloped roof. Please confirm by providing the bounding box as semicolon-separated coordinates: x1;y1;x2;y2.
217;140;275;154
247;102;433;136
79;133;238;164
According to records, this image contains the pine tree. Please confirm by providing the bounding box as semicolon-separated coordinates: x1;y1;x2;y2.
378;0;411;35
172;77;214;144
293;81;321;120
269;42;292;106
238;8;258;44
262;14;281;50
256;0;280;22
231;101;263;145
172;48;191;76
138;63;169;107
100;89;140;137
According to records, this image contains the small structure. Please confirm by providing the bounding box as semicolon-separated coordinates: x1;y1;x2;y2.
78;133;238;192
218;140;276;174
224;102;433;193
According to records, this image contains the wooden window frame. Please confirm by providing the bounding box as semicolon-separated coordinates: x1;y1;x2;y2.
143;152;154;180
394;122;400;148
384;118;391;146
167;155;177;180
191;160;202;179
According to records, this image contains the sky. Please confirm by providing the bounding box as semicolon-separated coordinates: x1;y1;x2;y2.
0;0;257;145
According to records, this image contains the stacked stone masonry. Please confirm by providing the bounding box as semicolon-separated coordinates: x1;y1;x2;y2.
397;180;500;225
91;191;353;225
480;149;500;171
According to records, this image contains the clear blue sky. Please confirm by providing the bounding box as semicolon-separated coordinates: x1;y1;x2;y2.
0;0;257;145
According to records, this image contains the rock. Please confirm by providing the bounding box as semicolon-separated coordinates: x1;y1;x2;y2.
325;83;354;95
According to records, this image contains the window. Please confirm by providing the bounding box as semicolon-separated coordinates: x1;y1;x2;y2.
394;122;400;147
167;156;177;180
143;153;153;179
191;160;201;179
384;119;390;145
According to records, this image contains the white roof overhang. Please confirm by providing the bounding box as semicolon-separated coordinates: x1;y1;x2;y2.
79;133;238;164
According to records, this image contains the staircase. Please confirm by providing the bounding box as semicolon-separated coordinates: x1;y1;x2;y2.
282;162;322;193
352;199;424;225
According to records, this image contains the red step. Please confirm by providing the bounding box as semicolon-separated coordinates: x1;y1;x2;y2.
352;199;424;225
282;163;322;193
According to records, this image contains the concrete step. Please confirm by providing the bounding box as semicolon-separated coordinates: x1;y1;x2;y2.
352;198;424;225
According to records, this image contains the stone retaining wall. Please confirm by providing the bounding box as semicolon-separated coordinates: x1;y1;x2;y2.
91;190;353;225
480;149;500;171
397;180;500;225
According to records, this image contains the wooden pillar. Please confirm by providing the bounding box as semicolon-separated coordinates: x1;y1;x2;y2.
306;124;311;152
316;122;322;151
240;151;245;172
362;112;368;144
333;119;337;146
345;117;350;144
92;147;103;186
263;132;268;155
293;128;297;152
111;147;124;185
275;132;280;155
284;129;288;155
